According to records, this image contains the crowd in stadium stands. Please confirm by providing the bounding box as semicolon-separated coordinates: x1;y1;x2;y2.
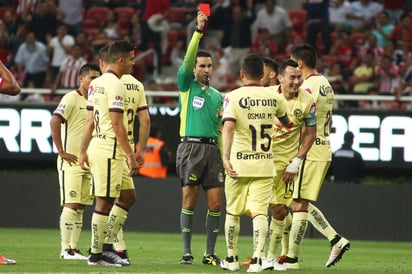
0;0;412;109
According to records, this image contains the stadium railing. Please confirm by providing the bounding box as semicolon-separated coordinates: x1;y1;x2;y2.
12;88;412;108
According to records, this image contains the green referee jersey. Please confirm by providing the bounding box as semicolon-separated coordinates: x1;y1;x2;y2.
177;31;223;138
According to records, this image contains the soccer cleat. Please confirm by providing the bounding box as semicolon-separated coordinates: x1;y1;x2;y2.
102;250;125;266
282;256;300;270
115;250;131;266
247;257;262;273
325;236;350;267
202;253;221;265
0;254;16;265
180;254;193;264
277;255;287;264
272;261;287;271
72;249;88;260
60;248;87;260
87;253;122;267
262;257;275;270
220;255;239;271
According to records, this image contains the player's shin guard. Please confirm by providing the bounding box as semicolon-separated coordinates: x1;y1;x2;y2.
266;217;285;259
287;211;308;259
91;212;109;254
70;208;84;249
60;207;76;251
252;215;268;259
225;214;240;258
308;203;338;242
105;204;128;245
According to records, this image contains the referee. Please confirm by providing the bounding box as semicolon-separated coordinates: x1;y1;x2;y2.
176;10;224;266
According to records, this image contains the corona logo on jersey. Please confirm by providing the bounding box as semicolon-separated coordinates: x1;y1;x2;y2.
319;85;333;96
238;97;278;110
123;83;140;91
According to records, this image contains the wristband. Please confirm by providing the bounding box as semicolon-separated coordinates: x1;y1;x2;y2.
195;28;203;34
285;157;302;173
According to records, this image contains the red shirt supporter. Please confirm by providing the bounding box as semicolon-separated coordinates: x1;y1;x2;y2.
142;0;171;22
391;14;412;51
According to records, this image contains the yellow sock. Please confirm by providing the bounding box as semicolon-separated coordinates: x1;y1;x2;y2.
252;215;268;259
91;212;108;254
70;209;84;250
281;212;292;256
266;217;284;259
104;205;128;245
308;203;337;241
225;214;240;258
287;211;308;259
60;207;76;251
113;228;127;251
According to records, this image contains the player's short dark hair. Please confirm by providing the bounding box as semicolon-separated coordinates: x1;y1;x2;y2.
262;57;278;74
290;43;318;69
108;40;134;63
278;59;299;75
242;54;263;80
98;44;110;63
79;63;101;76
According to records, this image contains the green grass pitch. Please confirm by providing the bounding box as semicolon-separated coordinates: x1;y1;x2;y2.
0;228;411;273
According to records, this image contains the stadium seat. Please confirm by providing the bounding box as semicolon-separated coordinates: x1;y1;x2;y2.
168;7;195;23
114;7;136;26
288;9;307;34
83;27;100;39
86;6;110;26
81;18;99;29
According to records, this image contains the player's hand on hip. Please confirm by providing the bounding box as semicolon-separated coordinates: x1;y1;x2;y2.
60;151;78;166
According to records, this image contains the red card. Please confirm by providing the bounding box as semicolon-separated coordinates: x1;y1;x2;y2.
199;3;210;16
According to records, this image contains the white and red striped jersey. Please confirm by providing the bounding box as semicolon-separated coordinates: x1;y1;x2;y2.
59;56;86;88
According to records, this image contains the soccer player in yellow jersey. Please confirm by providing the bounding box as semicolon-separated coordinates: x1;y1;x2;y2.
79;40;140;267
112;73;149;263
94;44;150;265
51;64;101;260
220;54;290;273
0;60;20;266
280;43;350;270
260;59;316;270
